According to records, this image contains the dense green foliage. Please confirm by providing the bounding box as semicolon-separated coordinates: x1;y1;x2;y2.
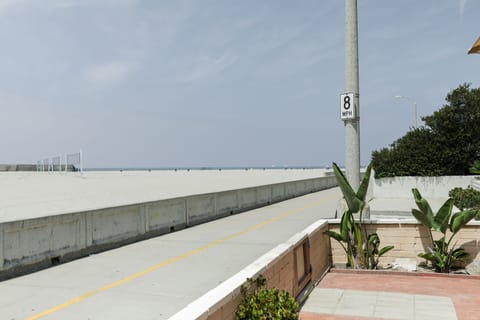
449;187;480;210
411;188;478;273
371;128;442;177
372;84;480;177
323;163;393;269
236;276;299;320
470;160;480;174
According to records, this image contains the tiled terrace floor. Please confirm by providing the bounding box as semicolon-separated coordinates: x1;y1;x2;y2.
300;270;480;320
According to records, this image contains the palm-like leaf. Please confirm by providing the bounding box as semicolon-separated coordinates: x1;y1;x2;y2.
353;223;364;260
323;230;345;243
411;188;434;227
432;250;447;270
412;209;433;229
367;233;380;249
433;238;446;252
378;245;394;257
450;209;479;234
340;210;352;241
418;252;436;263
450;247;469;261
433;199;453;233
333;162;362;213
356;164;372;202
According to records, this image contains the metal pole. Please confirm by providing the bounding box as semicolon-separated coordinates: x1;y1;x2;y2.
345;0;360;190
80;149;83;176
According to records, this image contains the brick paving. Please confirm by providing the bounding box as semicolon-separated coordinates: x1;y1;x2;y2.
300;270;480;320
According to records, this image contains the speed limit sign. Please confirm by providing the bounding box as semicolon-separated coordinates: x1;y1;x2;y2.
340;93;357;120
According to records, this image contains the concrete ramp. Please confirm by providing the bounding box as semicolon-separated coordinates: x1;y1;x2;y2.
0;188;340;320
0;169;336;279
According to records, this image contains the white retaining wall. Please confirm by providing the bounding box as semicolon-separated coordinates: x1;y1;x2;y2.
471;177;480;191
372;176;474;199
368;175;477;216
0;176;337;278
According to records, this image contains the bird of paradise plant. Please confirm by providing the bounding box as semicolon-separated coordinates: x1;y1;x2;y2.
324;163;394;269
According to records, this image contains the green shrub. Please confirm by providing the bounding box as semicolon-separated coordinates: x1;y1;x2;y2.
470;160;480;174
449;187;480;220
235;275;299;320
449;187;480;210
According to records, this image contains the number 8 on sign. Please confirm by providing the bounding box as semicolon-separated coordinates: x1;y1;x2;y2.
343;95;351;110
340;93;356;120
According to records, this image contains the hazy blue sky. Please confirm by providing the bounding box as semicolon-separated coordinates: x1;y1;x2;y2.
1;0;478;168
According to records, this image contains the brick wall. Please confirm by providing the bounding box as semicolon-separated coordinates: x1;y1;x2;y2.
204;221;331;320
329;222;480;269
309;224;332;280
261;250;296;295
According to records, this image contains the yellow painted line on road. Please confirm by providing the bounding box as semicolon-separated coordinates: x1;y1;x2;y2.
25;193;338;320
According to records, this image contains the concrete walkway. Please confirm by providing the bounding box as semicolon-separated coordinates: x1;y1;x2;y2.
302;288;456;320
300;271;480;320
0;187;340;320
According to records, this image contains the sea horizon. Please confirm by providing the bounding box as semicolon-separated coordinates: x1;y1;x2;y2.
83;165;331;172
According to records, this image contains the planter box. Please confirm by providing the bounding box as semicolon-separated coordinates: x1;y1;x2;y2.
328;219;480;274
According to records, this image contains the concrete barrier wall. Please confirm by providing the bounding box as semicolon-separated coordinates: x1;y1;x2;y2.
0;164;76;171
146;198;187;233
471;178;480;191
328;220;480;274
169;220;331;320
0;176;337;278
2;213;87;271
0;164;35;171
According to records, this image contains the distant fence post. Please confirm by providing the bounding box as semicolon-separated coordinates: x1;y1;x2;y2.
37;149;83;175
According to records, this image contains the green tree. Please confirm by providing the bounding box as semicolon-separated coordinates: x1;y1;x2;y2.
372;84;480;177
372;128;442;178
424;84;480;175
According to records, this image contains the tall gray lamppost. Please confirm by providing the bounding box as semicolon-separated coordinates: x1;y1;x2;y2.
341;0;360;190
394;95;418;128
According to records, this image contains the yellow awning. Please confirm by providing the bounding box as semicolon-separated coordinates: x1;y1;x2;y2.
468;37;480;54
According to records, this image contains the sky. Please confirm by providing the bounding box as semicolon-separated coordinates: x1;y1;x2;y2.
0;0;479;168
